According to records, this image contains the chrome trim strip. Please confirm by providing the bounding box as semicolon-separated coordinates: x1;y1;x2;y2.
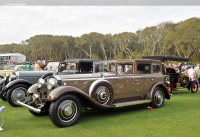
61;74;162;81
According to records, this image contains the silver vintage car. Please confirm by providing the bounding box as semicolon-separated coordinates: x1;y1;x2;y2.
0;59;99;107
17;59;170;127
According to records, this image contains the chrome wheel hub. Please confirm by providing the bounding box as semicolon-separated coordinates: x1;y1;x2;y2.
58;100;77;122
12;87;27;103
96;86;110;104
154;90;163;105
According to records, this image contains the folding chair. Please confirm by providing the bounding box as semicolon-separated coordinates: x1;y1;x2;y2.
0;106;6;131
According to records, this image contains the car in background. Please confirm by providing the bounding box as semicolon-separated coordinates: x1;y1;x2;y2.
0;59;99;107
0;63;44;78
17;59;170;128
142;56;198;94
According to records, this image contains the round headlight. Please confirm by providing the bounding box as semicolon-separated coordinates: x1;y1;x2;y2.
164;75;170;82
38;78;45;88
47;78;57;90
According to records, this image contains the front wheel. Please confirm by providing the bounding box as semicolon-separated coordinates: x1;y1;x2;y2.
151;87;165;108
7;84;29;107
191;81;198;93
49;95;82;128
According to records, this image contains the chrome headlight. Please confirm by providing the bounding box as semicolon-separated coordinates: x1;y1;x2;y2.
38;78;45;88
9;74;17;81
47;78;57;90
164;75;170;86
164;75;170;82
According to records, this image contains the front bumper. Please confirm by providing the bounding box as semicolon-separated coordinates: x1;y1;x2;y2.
16;100;41;113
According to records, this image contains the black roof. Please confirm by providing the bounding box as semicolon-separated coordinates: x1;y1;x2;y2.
142;56;189;62
64;58;100;63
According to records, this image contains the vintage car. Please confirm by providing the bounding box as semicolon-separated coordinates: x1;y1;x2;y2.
0;59;98;107
17;59;170;128
0;63;45;78
0;61;60;102
142;56;199;94
0;62;59;101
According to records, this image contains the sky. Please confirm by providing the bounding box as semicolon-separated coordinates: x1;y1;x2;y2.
0;6;200;44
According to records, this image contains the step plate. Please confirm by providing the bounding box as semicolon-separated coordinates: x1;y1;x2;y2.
113;100;151;108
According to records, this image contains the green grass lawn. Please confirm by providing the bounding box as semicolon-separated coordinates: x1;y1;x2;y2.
1;88;200;137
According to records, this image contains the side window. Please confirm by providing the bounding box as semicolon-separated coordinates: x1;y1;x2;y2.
94;62;116;73
153;64;160;73
137;64;151;74
117;63;133;75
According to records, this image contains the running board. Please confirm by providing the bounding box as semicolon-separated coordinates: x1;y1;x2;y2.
113;100;151;108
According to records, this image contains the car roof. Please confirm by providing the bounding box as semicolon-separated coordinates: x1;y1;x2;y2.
142;56;189;62
116;59;162;63
64;59;100;63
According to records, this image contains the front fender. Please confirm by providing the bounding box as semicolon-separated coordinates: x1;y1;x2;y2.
148;82;170;100
6;79;32;89
48;86;114;109
27;84;38;94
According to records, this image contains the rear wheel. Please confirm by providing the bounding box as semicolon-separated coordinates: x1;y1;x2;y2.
49;95;81;127
7;84;29;107
180;76;189;88
191;81;198;93
151;87;165;108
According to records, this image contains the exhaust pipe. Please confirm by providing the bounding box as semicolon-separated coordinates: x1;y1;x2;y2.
17;101;41;113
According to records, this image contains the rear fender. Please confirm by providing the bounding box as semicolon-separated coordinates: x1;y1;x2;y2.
148;82;170;100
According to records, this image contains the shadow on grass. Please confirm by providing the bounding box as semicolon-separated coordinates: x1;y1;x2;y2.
79;103;149;122
171;88;196;95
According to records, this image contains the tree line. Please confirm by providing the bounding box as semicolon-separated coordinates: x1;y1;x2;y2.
0;17;200;62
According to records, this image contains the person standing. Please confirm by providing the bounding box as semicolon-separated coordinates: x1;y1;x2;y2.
181;62;188;72
187;66;196;90
188;66;196;81
195;64;200;85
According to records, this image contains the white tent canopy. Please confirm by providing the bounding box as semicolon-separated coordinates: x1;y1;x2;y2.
0;53;26;63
